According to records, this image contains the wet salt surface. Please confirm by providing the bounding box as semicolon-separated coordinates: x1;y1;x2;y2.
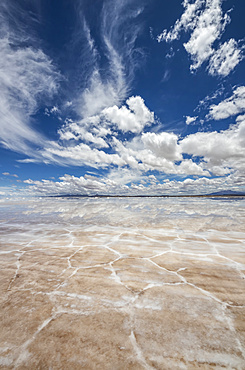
0;196;245;369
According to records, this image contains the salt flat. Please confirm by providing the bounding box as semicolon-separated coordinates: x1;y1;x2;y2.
0;197;245;369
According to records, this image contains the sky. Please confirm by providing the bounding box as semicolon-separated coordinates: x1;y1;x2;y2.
0;0;245;196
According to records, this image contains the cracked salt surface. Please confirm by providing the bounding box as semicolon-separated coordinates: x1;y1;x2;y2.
0;196;245;369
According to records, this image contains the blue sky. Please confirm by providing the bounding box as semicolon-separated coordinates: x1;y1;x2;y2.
0;0;245;196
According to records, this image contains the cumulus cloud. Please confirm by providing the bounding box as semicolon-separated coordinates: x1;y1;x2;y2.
208;86;245;120
157;0;243;76
16;79;245;183
24;171;244;197
141;132;182;161
36;105;213;177
208;39;243;77
24;174;129;196
54;95;154;165
111;134;209;176
35;88;244;179
103;96;154;133
58;121;109;149
185;116;197;125
180;114;245;181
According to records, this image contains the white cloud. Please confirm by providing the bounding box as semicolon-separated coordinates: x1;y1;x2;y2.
41;142;126;168
0;2;60;154
157;0;242;76
177;159;207;176
24;174;129;196
112;135;209;176
141;132;182;161
2;172;18;178
103;96;154;133
55;95;154;163
180;116;245;173
107;167;146;187
50;106;60;114
15;82;244;182
58;121;109;148
208;39;243;77
157;0;204;43
24;170;245;197
185;116;197;125
183;0;229;71
19;95;156;167
29;92;221;178
74;0;145;118
79;70;123;118
208;86;245;120
64;101;73;108
55;124;211;177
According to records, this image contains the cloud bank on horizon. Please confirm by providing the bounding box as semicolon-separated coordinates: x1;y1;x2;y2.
0;0;245;196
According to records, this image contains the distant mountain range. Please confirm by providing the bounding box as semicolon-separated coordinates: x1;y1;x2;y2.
208;190;245;196
48;190;245;198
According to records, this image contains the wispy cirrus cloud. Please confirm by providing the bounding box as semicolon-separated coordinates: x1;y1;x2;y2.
72;0;145;119
0;0;60;154
157;0;243;76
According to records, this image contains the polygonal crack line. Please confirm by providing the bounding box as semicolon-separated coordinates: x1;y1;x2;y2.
142;249;173;260
107;261;128;290
146;258;186;282
129;330;155;370
6;243;82;292
146;257;245;309
54;256;122;291
201;235;219;254
212;253;245;280
202;235;245;272
19;230;60;250
105;260;148;300
107;257;187;305
57;245;88;277
219;304;245;361
58;240;113;277
180;276;245;309
139;232;176;246
7;250;26;291
150;248;245;278
66;242;122;274
13;310;62;369
6;241;47;291
101;243;122;258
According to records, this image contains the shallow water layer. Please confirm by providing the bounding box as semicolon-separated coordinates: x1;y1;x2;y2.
0;196;245;369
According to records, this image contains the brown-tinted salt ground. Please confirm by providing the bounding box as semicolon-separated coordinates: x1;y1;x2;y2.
0;197;245;369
